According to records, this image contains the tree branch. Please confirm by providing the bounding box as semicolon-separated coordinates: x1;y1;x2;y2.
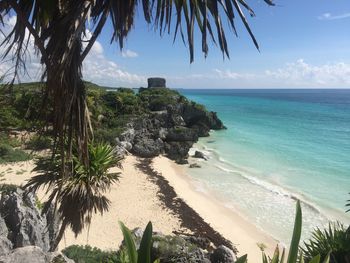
80;7;109;63
8;0;50;69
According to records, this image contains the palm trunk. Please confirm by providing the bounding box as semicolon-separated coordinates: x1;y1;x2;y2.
50;219;68;252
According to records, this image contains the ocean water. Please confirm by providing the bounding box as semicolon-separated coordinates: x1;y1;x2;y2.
179;89;350;245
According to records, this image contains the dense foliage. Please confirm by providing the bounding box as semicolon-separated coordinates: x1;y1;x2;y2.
62;245;119;263
301;223;350;263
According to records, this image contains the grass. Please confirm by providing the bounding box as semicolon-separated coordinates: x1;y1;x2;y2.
0;144;31;164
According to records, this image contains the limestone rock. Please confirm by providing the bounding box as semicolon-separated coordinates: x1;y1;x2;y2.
0;216;12;256
0;246;74;263
0;188;57;252
210;245;237;263
132;138;164;158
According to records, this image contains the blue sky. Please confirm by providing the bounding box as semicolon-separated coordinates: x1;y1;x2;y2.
1;0;350;88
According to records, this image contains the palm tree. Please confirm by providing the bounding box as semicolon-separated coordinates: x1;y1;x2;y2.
0;0;275;167
25;142;121;251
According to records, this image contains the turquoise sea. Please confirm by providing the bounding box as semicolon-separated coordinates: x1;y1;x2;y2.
179;89;350;244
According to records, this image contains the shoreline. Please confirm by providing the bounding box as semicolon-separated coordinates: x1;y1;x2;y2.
151;155;278;260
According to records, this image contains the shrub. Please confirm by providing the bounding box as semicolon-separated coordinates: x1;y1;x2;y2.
62;245;118;263
301;223;350;263
0;144;30;163
0;133;22;148
94;128;123;146
0;183;18;194
25;135;52;150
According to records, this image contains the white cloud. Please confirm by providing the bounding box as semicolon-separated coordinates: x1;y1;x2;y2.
264;59;350;87
0;16;145;87
318;12;350;20
0;15;43;82
121;49;138;58
167;59;350;88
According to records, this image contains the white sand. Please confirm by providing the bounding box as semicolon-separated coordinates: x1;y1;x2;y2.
0;156;183;251
1;154;278;261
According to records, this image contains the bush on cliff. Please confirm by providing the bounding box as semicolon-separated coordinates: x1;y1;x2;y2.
138;87;184;111
62;245;118;263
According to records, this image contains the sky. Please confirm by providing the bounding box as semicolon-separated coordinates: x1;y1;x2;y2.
1;0;350;89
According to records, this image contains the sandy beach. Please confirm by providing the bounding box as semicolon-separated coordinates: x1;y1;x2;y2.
1;154;277;261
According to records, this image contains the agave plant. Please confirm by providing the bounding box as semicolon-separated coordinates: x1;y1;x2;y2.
25;142;121;251
118;221;159;263
301;223;350;263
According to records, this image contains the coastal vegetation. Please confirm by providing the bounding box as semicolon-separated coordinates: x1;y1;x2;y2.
25;142;121;251
0;0;274;176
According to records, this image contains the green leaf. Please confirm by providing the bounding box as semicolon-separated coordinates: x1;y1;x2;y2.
287;200;302;263
309;255;321;263
322;251;331;263
271;246;280;263
235;254;248;263
280;248;286;262
138;221;153;263
262;253;268;263
119;221;138;263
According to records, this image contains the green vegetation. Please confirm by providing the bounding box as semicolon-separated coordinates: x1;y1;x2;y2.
25;142;121;251
62;245;119;263
0;143;30;164
0;183;18;194
301;223;350;263
138;87;184;111
25;135;52;151
118;221;158;263
0;132;30;164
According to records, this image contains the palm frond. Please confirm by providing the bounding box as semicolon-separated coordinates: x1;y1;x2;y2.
25;142;121;250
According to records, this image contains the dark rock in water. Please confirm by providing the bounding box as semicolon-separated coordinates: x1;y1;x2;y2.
148;77;166;88
176;159;189;165
0;246;74;263
194;151;207;160
164;141;193;160
0;188;59;253
132;138;164;158
189;163;201;168
210;245;237;263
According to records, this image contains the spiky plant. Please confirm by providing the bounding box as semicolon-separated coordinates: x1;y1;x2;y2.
25;142;122;251
301;223;350;263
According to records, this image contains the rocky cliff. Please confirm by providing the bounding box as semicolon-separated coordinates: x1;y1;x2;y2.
116;87;225;162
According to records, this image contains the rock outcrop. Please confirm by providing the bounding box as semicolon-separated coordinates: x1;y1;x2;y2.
0;246;74;263
0;187;59;258
117;88;225;162
210;245;237;263
122;228;237;263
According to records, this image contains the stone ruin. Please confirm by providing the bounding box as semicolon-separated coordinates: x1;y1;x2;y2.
147;77;166;88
